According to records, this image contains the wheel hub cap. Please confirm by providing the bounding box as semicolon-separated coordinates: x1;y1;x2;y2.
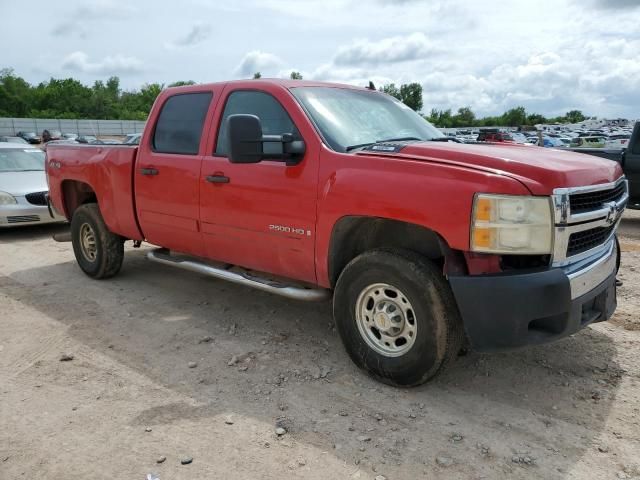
355;283;417;357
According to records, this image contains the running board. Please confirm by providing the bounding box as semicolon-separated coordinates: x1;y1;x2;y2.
146;248;330;302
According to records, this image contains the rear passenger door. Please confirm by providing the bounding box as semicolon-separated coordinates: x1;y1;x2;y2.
135;91;215;256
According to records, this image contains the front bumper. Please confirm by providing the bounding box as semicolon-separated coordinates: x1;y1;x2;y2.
449;239;617;352
0;196;66;228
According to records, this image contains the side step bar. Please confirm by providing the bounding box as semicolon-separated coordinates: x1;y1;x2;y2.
146;248;330;302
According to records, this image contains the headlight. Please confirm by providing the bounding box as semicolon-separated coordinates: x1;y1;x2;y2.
0;192;17;205
471;194;553;254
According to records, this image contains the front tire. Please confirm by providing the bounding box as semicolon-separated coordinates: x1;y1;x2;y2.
333;249;463;386
71;203;124;279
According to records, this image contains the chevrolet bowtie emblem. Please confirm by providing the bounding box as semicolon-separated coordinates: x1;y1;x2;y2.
604;202;618;226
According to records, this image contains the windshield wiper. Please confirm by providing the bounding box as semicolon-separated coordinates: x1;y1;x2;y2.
377;136;422;143
345;142;377;152
345;136;423;152
428;137;462;143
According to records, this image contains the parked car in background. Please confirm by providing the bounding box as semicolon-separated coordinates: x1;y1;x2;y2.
76;135;97;144
607;134;631;149
476;129;515;143
16;132;42;144
570;137;606;148
509;132;528;144
89;139;122;145
123;133;142;145
42;130;63;143
62;133;78;141
0;136;29;144
0;144;66;227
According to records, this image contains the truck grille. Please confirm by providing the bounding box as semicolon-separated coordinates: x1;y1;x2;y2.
567;223;616;257
569;182;626;214
7;215;40;223
25;191;48;206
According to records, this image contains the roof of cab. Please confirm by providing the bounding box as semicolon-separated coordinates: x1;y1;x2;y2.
165;78;371;92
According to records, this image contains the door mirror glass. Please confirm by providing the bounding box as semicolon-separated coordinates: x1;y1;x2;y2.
227;114;306;166
227;114;264;164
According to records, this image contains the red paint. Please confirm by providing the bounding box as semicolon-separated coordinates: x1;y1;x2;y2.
46;79;624;288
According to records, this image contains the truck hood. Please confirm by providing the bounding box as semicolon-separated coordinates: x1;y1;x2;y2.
358;142;623;195
0;170;47;196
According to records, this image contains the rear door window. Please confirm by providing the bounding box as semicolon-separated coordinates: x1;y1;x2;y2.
153;92;212;155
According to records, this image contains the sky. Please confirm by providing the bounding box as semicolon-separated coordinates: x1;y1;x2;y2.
1;0;639;118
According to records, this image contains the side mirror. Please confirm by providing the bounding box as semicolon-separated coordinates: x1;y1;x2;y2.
227;114;306;166
227;114;264;164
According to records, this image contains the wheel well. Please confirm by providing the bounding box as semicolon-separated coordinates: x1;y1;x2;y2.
328;216;462;287
61;180;97;219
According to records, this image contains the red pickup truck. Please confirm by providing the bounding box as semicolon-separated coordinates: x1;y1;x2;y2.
46;79;628;386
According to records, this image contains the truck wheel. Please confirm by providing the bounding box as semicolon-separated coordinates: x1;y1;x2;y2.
71;203;124;279
333;249;463;386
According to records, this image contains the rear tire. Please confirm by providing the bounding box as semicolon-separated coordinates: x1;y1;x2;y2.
333;249;463;386
71;203;124;279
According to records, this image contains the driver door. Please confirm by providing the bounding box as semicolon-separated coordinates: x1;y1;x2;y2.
199;86;319;284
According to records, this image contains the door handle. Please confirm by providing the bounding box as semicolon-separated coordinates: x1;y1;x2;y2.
206;174;230;184
140;167;159;176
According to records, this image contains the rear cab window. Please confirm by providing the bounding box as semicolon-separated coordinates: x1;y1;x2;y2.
153;92;213;155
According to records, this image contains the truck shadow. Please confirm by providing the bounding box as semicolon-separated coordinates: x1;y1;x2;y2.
0;247;624;479
0;223;68;243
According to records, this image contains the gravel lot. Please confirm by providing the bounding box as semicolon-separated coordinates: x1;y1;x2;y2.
1;212;639;480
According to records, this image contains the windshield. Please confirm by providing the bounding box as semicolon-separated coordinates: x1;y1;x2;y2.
0;149;45;172
291;87;444;152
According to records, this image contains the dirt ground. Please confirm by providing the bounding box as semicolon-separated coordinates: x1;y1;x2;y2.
1;212;639;480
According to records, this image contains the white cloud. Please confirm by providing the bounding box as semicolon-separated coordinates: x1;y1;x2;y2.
235;51;284;77
3;0;640;118
61;51;144;75
51;1;136;37
334;33;438;66
165;23;213;50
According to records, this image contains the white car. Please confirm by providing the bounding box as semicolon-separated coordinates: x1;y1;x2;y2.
0;144;66;227
606;134;631;149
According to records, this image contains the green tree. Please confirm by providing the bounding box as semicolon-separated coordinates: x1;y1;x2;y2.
425;108;454;128
452;107;475;127
501;106;527;127
253;72;262;79
290;71;303;80
526;113;548;126
168;80;196;87
565;110;586;124
399;83;423;112
0;68;33;117
380;83;401;100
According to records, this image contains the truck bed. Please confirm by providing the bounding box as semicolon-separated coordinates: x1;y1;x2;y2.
46;144;144;240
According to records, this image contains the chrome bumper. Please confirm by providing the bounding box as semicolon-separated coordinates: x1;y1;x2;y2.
565;238;617;299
